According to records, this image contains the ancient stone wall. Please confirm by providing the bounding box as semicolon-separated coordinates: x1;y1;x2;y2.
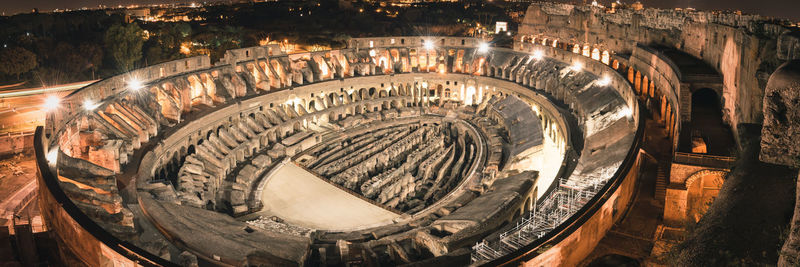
760;60;800;167
39;35;642;266
518;2;794;132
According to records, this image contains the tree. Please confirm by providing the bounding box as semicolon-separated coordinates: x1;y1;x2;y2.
0;47;37;80
78;43;103;79
104;23;144;72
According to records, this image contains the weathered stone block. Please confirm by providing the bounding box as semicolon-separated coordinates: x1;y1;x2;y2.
760;60;800;168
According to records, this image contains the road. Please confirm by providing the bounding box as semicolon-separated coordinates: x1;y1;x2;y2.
0;80;97;134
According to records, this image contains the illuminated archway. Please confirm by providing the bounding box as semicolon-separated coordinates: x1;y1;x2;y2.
685;170;727;223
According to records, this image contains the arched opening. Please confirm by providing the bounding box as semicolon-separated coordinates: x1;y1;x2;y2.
206;201;215;211
634;71;642;94
641;76;649;98
627;67;635;83
524;197;531;213
308;100;317;112
686;171;726;223
685;89;735;155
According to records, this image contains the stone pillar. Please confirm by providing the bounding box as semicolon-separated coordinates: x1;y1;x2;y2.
763;60;800;267
779;172;800;267
664;186;688;227
760;60;800;167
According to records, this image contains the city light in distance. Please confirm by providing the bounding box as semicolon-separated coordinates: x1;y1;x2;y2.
43;95;60;112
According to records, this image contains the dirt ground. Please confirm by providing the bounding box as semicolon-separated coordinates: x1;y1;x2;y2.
669;124;798;265
0;152;36;199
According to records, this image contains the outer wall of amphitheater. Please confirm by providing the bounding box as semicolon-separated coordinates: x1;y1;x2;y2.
34;30;649;266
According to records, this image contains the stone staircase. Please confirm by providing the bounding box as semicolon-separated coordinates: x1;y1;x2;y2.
654;161;670;205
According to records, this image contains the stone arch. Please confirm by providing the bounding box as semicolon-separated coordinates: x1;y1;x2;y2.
328;93;337;106
685;169;727;223
308;100;318;112
591;48;601;60
642;76;650;98
649;80;656;98
690;88;733;155
685;169;728;189
634;71;642;94
627;67;635;83
524;197;532;213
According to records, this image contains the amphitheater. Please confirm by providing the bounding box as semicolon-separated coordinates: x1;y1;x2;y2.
32;2;800;267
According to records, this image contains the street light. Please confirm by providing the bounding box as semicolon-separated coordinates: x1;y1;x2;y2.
43;95;60;112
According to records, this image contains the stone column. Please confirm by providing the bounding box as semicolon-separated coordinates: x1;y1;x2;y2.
760;60;800;266
779;172;800;267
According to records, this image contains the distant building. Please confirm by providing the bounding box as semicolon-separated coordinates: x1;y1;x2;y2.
125;8;151;18
495;21;508;34
630;1;643;11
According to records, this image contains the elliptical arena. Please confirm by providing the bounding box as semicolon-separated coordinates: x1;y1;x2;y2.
33;2;800;266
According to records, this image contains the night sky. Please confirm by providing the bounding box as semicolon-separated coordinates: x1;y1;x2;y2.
0;0;798;21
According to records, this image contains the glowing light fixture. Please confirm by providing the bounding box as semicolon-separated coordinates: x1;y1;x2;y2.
570;62;584;72
478;42;490;53
423;40;434;50
84;99;100;111
369;49;376;57
46;149;58;165
620;106;633;119
127;79;144;91
532;50;544;60
43;95;60;112
596;76;611;86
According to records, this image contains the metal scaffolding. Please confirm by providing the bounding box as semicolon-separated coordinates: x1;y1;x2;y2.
471;177;606;264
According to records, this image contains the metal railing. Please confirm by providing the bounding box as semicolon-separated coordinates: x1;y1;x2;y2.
673;152;735;169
